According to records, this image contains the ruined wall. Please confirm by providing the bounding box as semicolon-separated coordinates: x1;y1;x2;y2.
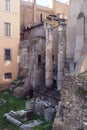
24;24;45;40
19;40;29;76
53;72;87;130
28;36;45;89
20;22;59;89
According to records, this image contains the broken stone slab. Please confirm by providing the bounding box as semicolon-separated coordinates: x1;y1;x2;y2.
4;113;22;126
20;120;42;130
9;110;16;117
44;108;56;122
16;110;34;121
25;101;35;112
16;110;26;116
35;102;45;116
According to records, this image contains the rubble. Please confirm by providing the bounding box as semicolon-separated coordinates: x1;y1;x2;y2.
4;113;22;126
44;108;56;122
53;72;87;130
20;120;42;130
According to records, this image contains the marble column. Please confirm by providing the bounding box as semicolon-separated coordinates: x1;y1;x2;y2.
45;23;53;88
57;21;66;90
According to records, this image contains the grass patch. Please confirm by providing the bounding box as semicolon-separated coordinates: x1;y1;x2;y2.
0;91;52;130
33;114;52;130
0;91;28;130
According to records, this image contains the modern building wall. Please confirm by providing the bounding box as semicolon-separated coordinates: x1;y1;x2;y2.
66;0;87;73
20;0;69;28
0;0;20;85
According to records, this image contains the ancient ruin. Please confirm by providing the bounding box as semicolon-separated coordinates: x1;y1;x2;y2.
1;0;87;130
19;0;87;130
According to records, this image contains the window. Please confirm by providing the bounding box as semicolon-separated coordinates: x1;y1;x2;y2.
38;55;41;66
5;0;10;11
52;55;54;61
5;49;11;60
4;23;11;36
4;73;12;79
40;13;43;23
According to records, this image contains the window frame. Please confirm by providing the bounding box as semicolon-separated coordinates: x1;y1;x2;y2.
4;73;12;79
5;0;10;11
4;22;11;36
4;48;12;61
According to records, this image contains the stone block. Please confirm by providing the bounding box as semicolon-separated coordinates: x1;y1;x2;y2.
44;108;56;122
4;113;22;126
25;101;35;112
35;102;45;116
16;110;34;121
20;120;42;130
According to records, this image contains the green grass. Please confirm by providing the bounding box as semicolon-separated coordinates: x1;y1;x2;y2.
33;114;52;130
0;91;52;130
0;91;28;130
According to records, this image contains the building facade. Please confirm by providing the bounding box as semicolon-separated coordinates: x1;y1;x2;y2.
20;0;69;29
0;0;20;86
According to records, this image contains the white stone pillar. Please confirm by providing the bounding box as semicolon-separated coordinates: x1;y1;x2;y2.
45;23;53;88
57;21;66;90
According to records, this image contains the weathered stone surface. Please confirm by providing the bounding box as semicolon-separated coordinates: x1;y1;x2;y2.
35;102;45;116
25;101;35;112
4;113;22;126
13;87;27;98
8;84;16;92
44;108;56;122
16;110;34;121
45;24;53;88
13;75;33;98
20;120;42;130
54;72;87;130
52;120;73;130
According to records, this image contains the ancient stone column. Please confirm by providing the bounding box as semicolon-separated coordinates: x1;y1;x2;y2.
45;23;53;88
57;21;66;90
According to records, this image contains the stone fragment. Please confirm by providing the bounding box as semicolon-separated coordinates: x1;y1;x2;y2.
4;113;22;126
35;102;45;116
13;86;33;99
9;110;16;117
16;110;34;121
44;108;56;122
20;120;42;130
8;84;16;92
25;101;35;112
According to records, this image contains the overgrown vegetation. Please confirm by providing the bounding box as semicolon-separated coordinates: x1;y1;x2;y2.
0;91;52;130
